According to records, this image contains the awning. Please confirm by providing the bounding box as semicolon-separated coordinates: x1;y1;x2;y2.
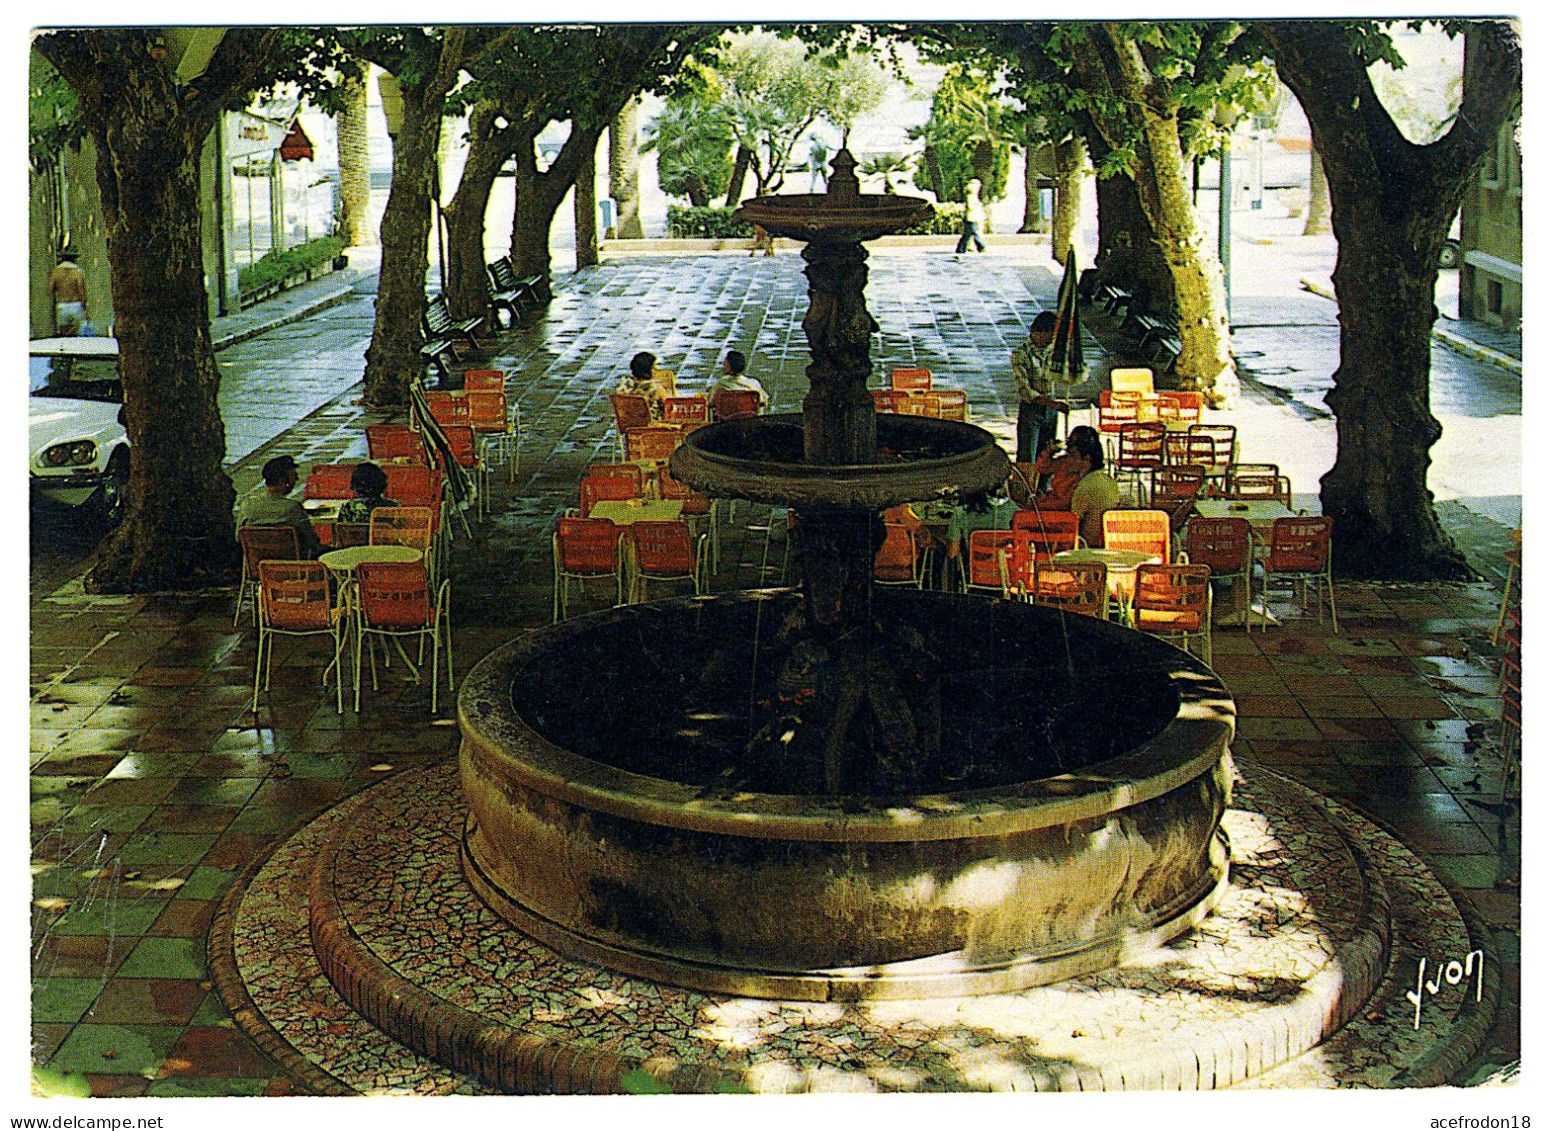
278;121;313;162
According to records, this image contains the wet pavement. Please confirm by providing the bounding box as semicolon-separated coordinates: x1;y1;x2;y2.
27;233;1521;1096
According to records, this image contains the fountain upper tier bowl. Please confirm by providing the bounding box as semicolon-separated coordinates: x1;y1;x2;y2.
736;191;933;244
671;413;1011;512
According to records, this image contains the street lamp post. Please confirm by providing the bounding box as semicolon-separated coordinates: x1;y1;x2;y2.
1214;101;1239;322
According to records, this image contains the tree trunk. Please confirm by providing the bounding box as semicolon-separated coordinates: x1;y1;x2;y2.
1019;141;1042;233
608;97;644;238
1302;141;1331;236
922;146;944;201
336;69;374;246
509;123;599;280
37;29;281;593
1264;20;1519;578
725;144;751;207
1072;27;1237;405
363;82;444;406
445;103;512;322
1051;136;1085;264
1094;171;1176;312
575;145;598;269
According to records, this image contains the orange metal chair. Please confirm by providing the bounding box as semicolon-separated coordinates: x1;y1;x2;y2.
1184;516;1254;632
890;367;932;392
662;396;710;430
384;465;444;509
1161;430;1216;468
253;560;346;713
466;390;519;481
1112;422;1166;504
629;519;708;602
1150;464;1207;530
1155;390;1203;428
656;465;718;571
1103;508;1171;564
624;425;682;464
366;424;427;465
873;522;929;588
1188;424;1237;494
871;388;903;413
1010;509;1082;556
933;389;968;421
353;560;453;714
1131;563;1213;663
303;464;356;500
966;529;1035;599
711;389;761;421
368;506;436;579
1226;465;1293;508
234;524;303;627
585;462;647;495
578;473;641;517
330;522;371;549
423;390;470;427
1031;560;1108;618
1096;390;1140;439
1260;516;1338;634
552;517;625;621
463;369;505;392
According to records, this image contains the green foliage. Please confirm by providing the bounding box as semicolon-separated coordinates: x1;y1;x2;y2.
666;206;754;239
621;1068;673;1095
28;50;84;172
641;92;736;205
859;151;914;192
896;201;964;236
912;65;1011;202
238;235;346;295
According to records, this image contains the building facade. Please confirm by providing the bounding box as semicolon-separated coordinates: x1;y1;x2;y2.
1457;53;1522;329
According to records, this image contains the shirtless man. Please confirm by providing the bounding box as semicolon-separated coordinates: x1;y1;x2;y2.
47;252;88;336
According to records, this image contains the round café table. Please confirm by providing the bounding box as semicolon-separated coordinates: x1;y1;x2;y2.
1052;547;1162;620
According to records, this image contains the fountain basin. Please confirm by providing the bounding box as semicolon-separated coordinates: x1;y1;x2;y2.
459;592;1234;1001
671;414;1011;511
737;192;932;243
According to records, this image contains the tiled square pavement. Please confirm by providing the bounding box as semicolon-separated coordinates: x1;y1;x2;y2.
28;252;1520;1092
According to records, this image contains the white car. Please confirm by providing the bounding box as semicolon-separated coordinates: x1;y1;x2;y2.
29;336;130;524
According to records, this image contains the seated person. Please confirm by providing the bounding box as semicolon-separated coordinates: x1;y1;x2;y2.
1066;432;1120;548
238;454;322;559
336;461;398;525
708;349;766;414
1033;425;1101;509
618;351;667;420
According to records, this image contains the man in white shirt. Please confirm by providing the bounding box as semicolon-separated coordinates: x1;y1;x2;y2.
707;350;766;414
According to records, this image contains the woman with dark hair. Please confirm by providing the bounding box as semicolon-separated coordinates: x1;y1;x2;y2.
1033;424;1100;509
1066;431;1119;547
618;351;674;419
337;461;397;524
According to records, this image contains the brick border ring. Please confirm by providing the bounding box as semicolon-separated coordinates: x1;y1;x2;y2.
212;759;1497;1093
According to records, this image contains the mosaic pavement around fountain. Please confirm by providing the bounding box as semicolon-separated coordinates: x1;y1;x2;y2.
213;757;1495;1094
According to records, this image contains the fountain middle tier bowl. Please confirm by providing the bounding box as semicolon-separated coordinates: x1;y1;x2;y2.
736;192;933;243
671;413;1012;512
459;591;1235;1001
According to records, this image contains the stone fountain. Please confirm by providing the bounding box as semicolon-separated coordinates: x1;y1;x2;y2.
458;150;1234;1001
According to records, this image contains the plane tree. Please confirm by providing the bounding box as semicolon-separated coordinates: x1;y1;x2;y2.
1259;19;1521;578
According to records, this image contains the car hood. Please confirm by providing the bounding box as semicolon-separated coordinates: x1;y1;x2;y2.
30;397;125;462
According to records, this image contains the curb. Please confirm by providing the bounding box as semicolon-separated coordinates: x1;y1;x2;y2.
212;277;363;353
1298;277;1521;376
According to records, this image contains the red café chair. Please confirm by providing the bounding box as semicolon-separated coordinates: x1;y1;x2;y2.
234;524;302;627
552;517;624;621
625;425;682;464
303;463;357;500
712;389;761;421
578;472;641;518
1184;516;1254;631
662;396;709;431
466;390;520;481
253;561;347;714
463;369;505;392
891;368;932;392
1260;515;1338;634
873;522;928;588
1010;509;1082;556
441;425;488;520
1032;559;1108;618
1112;422;1166;505
1131;563;1213;663
871;388;904;413
353;560;453;714
966;529;1035;600
629;519;708;602
610;393;653;460
366;424;427;465
657;465;718;571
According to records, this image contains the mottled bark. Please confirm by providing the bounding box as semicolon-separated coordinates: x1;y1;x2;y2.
1264;20;1520;578
608;97;644;238
509;122;599;279
1302;142;1331;236
724;145;751;208
1019;142;1043;233
362;34;465;407
1071;26;1238;405
1051;136;1086;264
336;70;374;246
37;29;279;592
445;102;514;322
575;145;598;269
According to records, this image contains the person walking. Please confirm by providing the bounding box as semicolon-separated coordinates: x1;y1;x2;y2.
1011;311;1070;463
954;179;987;256
47;251;89;337
808;135;830;191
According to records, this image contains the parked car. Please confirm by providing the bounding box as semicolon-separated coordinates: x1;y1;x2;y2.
29;336;130;526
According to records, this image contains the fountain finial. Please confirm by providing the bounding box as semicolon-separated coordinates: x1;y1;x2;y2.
827;146;860;203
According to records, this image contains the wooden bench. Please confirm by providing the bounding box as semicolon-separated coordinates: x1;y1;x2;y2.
484;268;524;328
423;294;486;353
420;332;460;376
488;257;551;314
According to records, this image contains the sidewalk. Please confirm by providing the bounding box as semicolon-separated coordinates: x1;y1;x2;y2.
28;246;1519;1095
